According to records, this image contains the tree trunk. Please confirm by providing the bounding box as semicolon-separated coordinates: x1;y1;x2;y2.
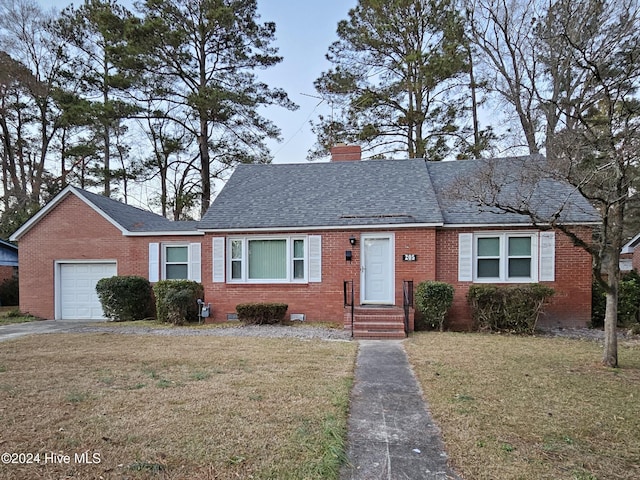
198;115;210;219
603;280;619;368
468;44;481;158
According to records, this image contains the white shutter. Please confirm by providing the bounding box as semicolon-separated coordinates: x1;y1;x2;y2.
148;242;159;282
190;243;202;282
458;233;473;282
212;237;225;283
539;231;555;281
308;235;322;282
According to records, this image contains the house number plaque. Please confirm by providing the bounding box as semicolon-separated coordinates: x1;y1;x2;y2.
403;254;417;262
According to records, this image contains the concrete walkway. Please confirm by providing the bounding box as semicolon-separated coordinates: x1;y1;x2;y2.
341;340;460;480
0;318;106;342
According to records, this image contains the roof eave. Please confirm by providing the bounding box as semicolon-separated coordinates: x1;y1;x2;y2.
10;186;129;242
125;230;204;237
440;221;601;228
199;222;444;233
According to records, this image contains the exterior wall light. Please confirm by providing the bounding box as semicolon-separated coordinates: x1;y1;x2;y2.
349;235;357;246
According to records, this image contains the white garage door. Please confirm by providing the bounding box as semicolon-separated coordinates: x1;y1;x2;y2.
59;263;117;319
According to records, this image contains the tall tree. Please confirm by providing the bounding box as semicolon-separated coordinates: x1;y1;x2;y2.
459;0;640;367
464;0;543;154
55;0;141;197
543;0;640;367
136;0;296;217
311;0;471;160
0;0;64;224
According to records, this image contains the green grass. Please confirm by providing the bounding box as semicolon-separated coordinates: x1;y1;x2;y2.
0;333;357;479
405;332;640;480
0;308;39;325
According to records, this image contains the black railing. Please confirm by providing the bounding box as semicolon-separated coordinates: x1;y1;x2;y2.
403;280;414;334
343;280;354;338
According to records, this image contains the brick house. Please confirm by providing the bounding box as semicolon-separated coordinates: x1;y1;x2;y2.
621;233;640;273
10;147;599;335
0;239;18;283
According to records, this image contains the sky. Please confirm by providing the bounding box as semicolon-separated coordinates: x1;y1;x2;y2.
45;0;358;164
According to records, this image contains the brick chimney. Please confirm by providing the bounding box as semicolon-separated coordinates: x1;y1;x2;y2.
330;144;361;161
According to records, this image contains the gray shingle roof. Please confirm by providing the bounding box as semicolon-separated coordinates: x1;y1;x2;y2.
201;156;599;230
199;159;444;229
425;156;600;224
74;188;198;232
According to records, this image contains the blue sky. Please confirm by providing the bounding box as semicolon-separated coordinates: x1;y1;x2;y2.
45;0;358;164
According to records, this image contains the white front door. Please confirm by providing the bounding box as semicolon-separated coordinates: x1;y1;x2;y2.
361;234;394;304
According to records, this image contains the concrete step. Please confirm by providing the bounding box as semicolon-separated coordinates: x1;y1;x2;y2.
353;330;407;340
345;305;409;339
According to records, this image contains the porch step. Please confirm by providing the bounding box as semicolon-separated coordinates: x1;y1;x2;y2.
345;306;408;340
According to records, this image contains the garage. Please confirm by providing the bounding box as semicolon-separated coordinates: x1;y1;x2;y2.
57;262;117;319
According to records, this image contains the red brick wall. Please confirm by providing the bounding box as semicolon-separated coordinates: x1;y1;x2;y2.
17;193;593;329
17;194;202;319
633;248;640;273
436;227;593;329
0;265;16;284
204;229;438;323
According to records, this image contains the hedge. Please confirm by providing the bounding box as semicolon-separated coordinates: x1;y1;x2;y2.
153;280;204;325
415;281;454;331
467;283;555;334
592;270;640;328
236;303;288;325
95;276;154;321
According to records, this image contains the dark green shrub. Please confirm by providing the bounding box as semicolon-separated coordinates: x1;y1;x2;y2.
415;281;454;331
468;284;555;334
0;276;18;306
153;280;204;325
236;303;288;325
96;276;154;321
591;271;640;328
591;280;606;328
619;271;640;327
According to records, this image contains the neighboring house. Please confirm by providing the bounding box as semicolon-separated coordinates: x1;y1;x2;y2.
0;238;18;284
621;233;640;273
10;146;600;336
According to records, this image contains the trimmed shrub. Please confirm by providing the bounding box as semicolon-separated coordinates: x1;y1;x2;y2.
415;281;454;331
153;280;204;325
468;284;555;334
96;276;154;321
592;270;640;328
236;303;288;325
0;276;18;306
619;272;640;327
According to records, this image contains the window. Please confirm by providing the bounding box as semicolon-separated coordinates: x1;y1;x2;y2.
474;233;536;282
165;245;189;279
228;236;307;283
150;243;201;282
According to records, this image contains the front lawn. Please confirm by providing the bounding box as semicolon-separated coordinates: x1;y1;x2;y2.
0;334;357;479
0;308;38;325
405;332;640;480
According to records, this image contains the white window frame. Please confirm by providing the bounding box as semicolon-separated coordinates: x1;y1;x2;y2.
227;235;309;284
161;243;201;281
473;232;538;283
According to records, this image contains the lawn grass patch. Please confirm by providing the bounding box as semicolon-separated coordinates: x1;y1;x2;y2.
102;319;241;328
0;308;39;325
405;332;640;480
0;333;356;479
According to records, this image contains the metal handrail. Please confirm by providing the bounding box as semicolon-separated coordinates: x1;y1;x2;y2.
343;280;354;338
403;280;414;334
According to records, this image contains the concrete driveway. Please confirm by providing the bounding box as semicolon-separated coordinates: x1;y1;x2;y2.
0;318;106;342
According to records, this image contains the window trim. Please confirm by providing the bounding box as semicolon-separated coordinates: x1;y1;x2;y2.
163;244;189;280
227;235;309;284
473;232;538;283
160;243;200;281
